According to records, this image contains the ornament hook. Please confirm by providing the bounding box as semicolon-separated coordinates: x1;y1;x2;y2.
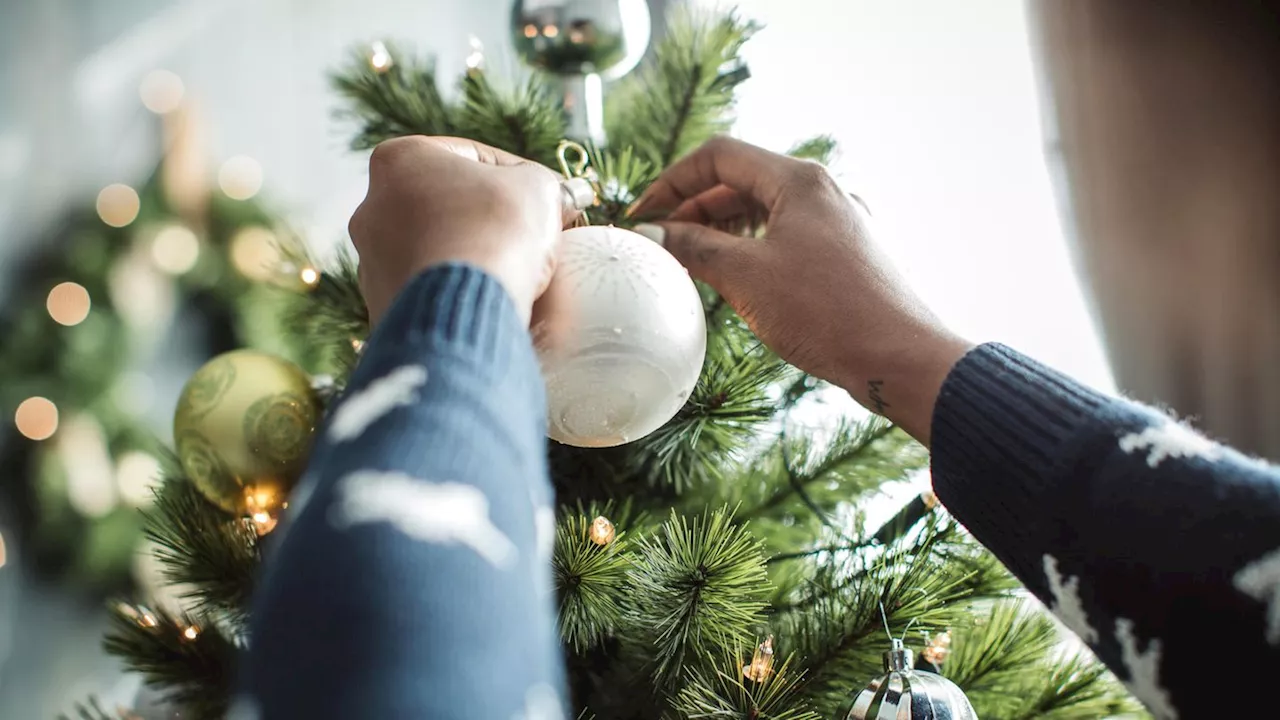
556;140;598;224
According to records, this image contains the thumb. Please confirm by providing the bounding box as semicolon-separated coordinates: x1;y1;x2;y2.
634;221;751;292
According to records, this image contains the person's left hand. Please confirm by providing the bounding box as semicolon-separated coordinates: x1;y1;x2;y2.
348;136;575;327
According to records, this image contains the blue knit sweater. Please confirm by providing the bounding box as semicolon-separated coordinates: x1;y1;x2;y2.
240;265;1280;719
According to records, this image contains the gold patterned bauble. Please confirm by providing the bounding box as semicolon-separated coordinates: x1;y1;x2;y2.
173;350;319;514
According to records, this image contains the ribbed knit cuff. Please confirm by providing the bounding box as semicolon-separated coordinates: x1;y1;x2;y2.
929;343;1113;574
370;263;527;372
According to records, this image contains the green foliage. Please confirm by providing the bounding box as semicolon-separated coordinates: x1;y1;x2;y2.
102;604;237;720
629;509;769;688
787;135;839;164
607;9;759;166
945;601;1145;719
675;649;822;720
457;71;568;168
145;459;261;623
331;43;453;149
556;506;632;653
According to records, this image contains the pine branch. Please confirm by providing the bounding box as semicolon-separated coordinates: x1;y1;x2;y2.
607;9;758;167
279;241;367;378
144;458;260;622
675;648;822;720
776;518;1010;714
330;42;453;149
58;698;113;720
555;509;632;653
103;604;238;720
585;143;658;225
631;340;785;492
786;135;839;165
944;601;1143;719
628;508;769;689
455;72;567;169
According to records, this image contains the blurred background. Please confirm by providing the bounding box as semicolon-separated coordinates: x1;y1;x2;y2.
1;0;1274;716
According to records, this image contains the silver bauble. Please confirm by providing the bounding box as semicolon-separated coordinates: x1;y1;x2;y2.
511;0;652;79
847;640;977;720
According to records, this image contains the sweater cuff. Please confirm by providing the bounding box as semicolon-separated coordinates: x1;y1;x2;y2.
929;343;1113;568
369;263;528;371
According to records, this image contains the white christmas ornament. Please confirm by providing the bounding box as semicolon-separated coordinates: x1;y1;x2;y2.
537;225;706;447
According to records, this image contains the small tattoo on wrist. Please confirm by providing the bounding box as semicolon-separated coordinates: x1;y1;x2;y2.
867;380;890;415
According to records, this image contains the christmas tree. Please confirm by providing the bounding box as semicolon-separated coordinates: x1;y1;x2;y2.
88;7;1145;719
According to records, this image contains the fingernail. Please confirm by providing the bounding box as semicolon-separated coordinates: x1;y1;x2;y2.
624;196;648;218
633;223;666;246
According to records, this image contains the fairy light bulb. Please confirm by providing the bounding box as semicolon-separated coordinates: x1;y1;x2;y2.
150;224;200;275
244;485;283;536
96;183;141;227
15;397;59;440
299;266;320;287
229;226;281;281
182;625;200;641
743;635;775;682
47;282;91;326
218;156;263;200
921;631;952;666
369;41;393;73
139;70;185;114
589;515;615;545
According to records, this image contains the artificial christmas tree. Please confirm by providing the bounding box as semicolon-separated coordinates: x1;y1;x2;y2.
85;6;1145;719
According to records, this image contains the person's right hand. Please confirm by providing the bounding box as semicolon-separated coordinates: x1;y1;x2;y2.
629;137;973;446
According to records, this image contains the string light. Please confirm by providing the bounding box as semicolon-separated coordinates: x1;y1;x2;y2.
244;485;282;536
15;397;58;440
118;603;159;628
59;415;118;518
351;338;366;354
299;266;321;287
0;530;6;569
116;450;162;507
182;624;200;641
218;155;263;200
921;631;952;666
465;35;485;70
229;226;282;281
543;24;560;38
921;489;938;510
96;183;140;227
523;24;538;38
139;69;185;114
150;224;200;275
369;41;394;73
589;515;615;545
742;635;775;682
47;281;91;326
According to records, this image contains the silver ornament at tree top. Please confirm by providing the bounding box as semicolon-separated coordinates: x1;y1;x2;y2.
511;0;652;143
847;640;977;720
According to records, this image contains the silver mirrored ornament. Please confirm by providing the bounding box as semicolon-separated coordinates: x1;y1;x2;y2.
847;640;978;720
511;0;652;143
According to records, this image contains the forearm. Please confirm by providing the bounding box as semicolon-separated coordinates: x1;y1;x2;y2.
930;343;1280;717
240;264;563;718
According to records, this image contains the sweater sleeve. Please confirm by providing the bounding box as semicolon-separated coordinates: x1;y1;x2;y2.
931;342;1280;719
237;264;564;720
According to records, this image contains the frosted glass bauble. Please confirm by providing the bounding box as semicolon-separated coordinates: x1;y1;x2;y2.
536;225;706;447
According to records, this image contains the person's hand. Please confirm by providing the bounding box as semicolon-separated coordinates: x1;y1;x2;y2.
630;137;973;445
348;136;573;327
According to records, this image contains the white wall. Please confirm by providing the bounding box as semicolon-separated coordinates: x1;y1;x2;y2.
701;0;1114;390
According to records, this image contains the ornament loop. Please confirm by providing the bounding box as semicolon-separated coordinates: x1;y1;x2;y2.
557;140;591;180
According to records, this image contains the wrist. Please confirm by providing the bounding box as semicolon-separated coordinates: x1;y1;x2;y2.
838;328;973;447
